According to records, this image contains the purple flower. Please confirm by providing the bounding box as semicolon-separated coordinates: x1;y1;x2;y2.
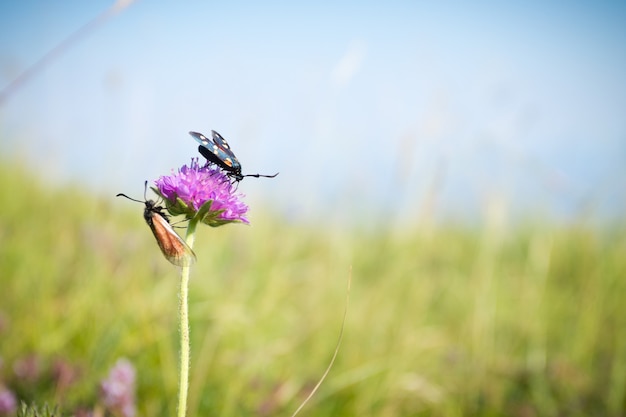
0;387;17;415
99;358;136;417
154;158;249;225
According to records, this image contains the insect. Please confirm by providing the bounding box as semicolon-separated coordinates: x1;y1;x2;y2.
189;130;278;182
116;182;196;267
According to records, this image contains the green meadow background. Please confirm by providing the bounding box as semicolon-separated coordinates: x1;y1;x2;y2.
1;161;625;416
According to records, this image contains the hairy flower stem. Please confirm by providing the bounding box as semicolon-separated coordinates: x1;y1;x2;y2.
177;216;199;417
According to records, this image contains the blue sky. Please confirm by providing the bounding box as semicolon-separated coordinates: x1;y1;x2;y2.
1;1;625;226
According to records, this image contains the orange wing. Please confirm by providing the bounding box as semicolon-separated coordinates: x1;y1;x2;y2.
149;213;196;267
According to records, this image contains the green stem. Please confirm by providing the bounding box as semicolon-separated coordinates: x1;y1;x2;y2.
177;216;199;417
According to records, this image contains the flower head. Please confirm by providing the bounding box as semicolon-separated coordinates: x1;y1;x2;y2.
100;358;136;417
154;159;249;226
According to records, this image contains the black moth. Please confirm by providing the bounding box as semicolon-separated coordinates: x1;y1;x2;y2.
189;130;278;182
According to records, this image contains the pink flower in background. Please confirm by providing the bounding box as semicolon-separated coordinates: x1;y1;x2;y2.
99;358;136;417
0;387;17;416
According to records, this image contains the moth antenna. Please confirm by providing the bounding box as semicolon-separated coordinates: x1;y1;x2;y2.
242;172;279;179
116;193;144;204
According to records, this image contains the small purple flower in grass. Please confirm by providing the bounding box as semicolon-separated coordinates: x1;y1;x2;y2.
155;158;249;226
100;358;136;417
0;387;17;416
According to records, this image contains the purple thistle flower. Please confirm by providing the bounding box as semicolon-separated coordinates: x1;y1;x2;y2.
154;158;249;225
99;358;136;417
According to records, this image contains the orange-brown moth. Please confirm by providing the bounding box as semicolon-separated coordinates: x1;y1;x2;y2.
116;185;196;267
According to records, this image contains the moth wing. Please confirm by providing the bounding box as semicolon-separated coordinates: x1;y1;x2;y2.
197;144;224;168
210;130;240;169
210;130;232;150
189;131;212;148
150;213;196;267
189;130;239;170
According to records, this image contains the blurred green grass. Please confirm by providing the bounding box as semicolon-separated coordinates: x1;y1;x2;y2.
1;161;625;417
